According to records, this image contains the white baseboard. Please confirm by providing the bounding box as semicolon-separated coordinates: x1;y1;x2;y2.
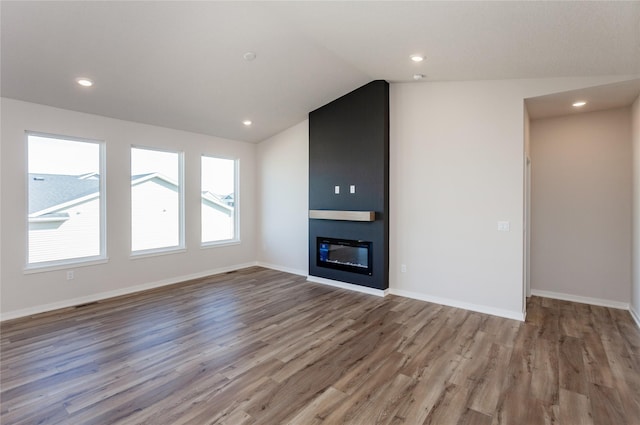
255;262;308;277
0;262;258;322
629;305;640;329
307;275;388;297
258;266;524;321
389;288;526;322
530;289;629;310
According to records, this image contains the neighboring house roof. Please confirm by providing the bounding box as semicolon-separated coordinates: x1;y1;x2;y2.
28;173;233;217
201;191;234;214
29;173;100;215
131;172;174;187
220;193;234;205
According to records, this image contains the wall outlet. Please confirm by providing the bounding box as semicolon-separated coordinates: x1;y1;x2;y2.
334;185;340;194
401;264;407;273
67;270;74;280
350;185;356;194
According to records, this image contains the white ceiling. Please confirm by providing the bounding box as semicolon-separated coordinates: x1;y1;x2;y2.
2;1;639;143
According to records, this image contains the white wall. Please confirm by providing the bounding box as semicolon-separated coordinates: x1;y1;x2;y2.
632;96;640;325
530;108;632;306
388;76;636;320
1;98;257;319
390;81;527;319
256;120;309;275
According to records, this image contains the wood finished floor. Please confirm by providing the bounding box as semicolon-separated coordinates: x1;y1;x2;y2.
1;267;639;425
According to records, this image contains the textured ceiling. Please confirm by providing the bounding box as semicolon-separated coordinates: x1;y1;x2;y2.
2;1;639;143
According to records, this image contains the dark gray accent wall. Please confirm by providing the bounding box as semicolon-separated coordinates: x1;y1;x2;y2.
309;80;389;290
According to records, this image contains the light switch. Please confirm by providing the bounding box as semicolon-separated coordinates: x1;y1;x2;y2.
497;221;510;232
334;185;340;194
350;185;356;194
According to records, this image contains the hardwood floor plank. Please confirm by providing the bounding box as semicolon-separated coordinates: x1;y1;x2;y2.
559;300;588;338
448;330;492;386
530;336;559;403
270;325;357;384
180;377;280;425
466;343;513;416
558;388;594;425
480;315;521;348
321;367;413;424
114;372;232;425
215;409;254;425
0;404;71;425
284;386;347;425
369;374;417;425
559;335;589;395
398;321;461;379
458;408;493;425
582;329;616;388
525;398;559;425
490;323;537;425
422;382;471;425
537;305;561;342
1;268;639;425
332;347;407;396
610;308;640;354
390;350;462;424
615;376;640;422
587;382;627;425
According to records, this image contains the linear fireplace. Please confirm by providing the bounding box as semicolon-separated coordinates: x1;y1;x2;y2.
317;237;372;275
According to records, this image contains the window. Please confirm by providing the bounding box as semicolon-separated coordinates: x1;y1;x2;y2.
201;156;237;244
27;133;105;267
131;147;184;253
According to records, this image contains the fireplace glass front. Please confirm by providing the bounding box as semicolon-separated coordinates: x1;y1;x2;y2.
317;237;372;275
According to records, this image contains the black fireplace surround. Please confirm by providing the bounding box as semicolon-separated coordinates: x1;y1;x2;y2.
308;80;389;290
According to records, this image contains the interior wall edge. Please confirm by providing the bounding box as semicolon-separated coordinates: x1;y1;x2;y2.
630;305;640;330
632;95;640;328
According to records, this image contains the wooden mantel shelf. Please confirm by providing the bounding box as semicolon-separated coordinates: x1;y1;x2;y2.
309;210;376;222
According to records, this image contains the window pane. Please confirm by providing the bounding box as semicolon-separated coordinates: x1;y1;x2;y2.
131;147;182;252
27;134;103;265
201;156;236;243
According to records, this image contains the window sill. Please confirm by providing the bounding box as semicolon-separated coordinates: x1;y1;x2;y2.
201;239;240;249
24;257;109;274
130;247;187;260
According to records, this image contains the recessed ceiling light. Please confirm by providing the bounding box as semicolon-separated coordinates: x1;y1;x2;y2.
243;52;256;61
413;74;425;80
410;54;424;63
76;78;93;87
242;120;252;126
572;101;587;107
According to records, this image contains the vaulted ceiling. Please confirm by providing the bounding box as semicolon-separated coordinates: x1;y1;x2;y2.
2;1;639;143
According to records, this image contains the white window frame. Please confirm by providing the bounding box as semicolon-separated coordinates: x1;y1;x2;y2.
130;145;185;258
200;155;240;248
24;131;107;272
